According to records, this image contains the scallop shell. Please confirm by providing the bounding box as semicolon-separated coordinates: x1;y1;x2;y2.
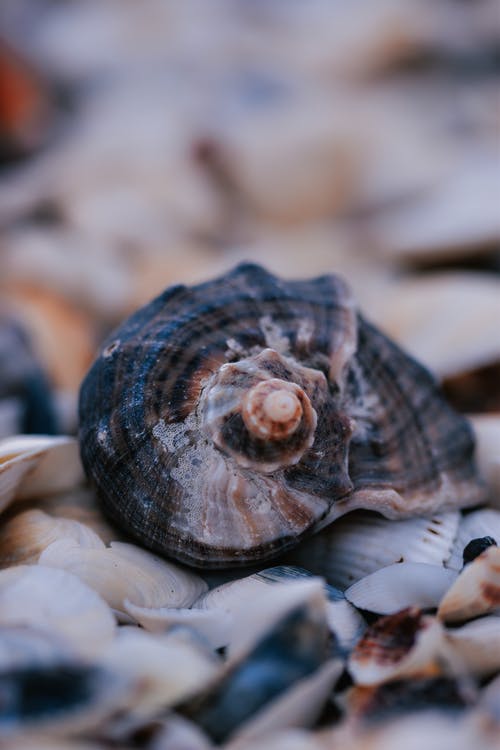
79;263;485;567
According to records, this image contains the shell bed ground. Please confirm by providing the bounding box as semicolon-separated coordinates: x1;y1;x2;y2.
0;1;499;749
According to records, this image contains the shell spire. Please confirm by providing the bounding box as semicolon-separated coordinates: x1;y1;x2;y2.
78;263;486;567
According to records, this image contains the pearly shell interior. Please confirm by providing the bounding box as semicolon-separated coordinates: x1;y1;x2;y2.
78;263;486;567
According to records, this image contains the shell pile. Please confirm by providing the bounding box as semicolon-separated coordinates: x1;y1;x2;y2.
0;0;499;748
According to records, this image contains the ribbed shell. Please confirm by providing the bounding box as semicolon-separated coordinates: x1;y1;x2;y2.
78;263;486;567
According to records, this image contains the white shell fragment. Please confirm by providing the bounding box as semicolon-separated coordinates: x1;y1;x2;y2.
446;508;500;571
0;565;115;659
345;563;458;615
123;601;232;650
0;509;105;568
0;625;75;670
469;415;500;504
348;609;445;685
0;435;84;514
287;511;459;590
99;626;221;718
38;539;208;617
438;546;500;623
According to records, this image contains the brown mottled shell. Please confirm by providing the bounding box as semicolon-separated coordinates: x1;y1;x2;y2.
78;263;486;567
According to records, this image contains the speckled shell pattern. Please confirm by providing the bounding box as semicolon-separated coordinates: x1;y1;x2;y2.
78;264;486;567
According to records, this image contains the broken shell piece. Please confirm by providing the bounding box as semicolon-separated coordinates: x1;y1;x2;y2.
0;564;115;659
0;663;130;739
191;593;330;744
369;273;500;379
0;435;84;513
228;660;342;745
446;509;500;571
123;601;231;650
100;626;221;719
445;616;500;678
469;415;500;503
345;563;457;615
287;511;459;590
37;484;123;544
38;539;208;618
438;546;500;623
0;509;104;568
348;608;445;686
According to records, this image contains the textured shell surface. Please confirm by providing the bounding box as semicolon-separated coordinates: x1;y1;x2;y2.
78;263;486;567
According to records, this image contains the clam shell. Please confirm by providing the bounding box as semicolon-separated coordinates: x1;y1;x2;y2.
0;564;115;659
438;546;500;623
287;511;460;590
0;435;84;514
345;563;457;615
0;509;104;568
79;264;484;567
348;608;445;686
0;625;75;670
38;539;207;617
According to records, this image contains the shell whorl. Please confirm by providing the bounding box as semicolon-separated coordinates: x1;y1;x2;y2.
200;349;320;473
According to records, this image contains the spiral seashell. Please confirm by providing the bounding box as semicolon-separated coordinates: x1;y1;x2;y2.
79;263;486;567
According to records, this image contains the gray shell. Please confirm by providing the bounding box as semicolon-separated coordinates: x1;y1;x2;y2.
78;263;486;567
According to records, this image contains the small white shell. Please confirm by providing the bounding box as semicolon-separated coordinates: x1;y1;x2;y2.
348;609;445;685
99;626;221;717
0;435;84;513
446;508;500;571
287;511;459;590
345;563;457;615
38;539;207;616
0;564;115;659
0;509;104;568
438;546;500;623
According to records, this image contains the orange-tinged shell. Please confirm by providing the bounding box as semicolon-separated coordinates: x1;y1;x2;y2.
78;264;486;567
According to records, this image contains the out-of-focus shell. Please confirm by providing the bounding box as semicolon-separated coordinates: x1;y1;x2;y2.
438;546;500;623
0;435;84;514
469;415;500;504
79;263;485;567
0;509;104;568
0;564;115;659
348;608;445;685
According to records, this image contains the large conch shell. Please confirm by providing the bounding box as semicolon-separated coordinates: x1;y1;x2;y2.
79;264;485;567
